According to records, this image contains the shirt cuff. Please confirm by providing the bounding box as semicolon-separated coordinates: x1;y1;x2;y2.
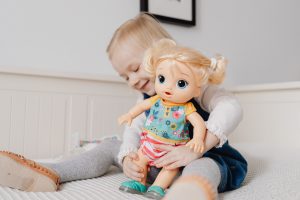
117;145;138;166
205;121;228;148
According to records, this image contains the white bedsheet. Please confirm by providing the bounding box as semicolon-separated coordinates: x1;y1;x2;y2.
0;143;300;200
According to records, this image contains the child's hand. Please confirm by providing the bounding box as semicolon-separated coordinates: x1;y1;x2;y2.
118;113;133;126
123;152;144;182
153;144;202;170
186;139;205;153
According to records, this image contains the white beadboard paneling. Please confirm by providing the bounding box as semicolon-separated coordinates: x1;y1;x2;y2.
10;93;26;154
87;96;103;140
102;96;135;138
87;95;134;140
24;95;39;158
50;95;68;158
229;83;300;147
69;95;88;140
37;94;52;158
0;69;137;159
0;94;12;150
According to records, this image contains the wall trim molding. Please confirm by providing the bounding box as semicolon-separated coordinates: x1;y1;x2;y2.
0;66;124;83
228;81;300;93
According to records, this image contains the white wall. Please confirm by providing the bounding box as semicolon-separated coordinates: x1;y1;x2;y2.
165;0;300;86
0;0;139;76
0;0;299;86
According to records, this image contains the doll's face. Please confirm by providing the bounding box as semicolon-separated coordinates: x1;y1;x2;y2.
155;59;201;104
110;41;155;96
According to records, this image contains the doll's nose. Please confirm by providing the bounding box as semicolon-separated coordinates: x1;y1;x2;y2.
166;83;173;91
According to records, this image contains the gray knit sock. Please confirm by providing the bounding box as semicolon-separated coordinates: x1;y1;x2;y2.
40;137;121;183
182;157;221;195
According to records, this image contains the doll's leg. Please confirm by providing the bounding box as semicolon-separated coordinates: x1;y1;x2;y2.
119;148;150;194
164;157;221;200
152;168;179;189
145;167;179;199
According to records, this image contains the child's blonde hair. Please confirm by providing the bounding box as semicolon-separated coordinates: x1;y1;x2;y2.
143;39;227;85
106;13;172;60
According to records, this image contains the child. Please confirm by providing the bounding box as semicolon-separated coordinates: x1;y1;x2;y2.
0;13;247;199
117;38;226;199
108;13;247;200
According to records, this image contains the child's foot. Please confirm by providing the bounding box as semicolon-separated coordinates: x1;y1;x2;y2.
0;151;60;192
164;175;217;200
119;180;147;194
144;185;165;200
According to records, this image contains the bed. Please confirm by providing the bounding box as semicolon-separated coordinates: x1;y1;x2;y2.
0;68;299;199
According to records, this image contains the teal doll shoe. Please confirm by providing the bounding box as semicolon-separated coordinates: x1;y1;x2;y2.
144;185;165;200
119;180;147;194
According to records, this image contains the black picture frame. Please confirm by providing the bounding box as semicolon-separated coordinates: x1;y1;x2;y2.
140;0;196;27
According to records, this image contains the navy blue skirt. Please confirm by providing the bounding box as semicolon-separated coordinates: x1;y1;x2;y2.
203;141;247;192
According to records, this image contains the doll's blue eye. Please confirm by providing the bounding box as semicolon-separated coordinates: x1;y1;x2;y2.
177;80;188;89
158;75;165;84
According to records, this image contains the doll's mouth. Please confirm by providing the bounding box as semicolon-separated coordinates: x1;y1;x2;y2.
164;92;172;96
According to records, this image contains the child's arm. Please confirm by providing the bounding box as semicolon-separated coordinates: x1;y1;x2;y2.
186;112;206;153
118;99;152;126
195;85;242;147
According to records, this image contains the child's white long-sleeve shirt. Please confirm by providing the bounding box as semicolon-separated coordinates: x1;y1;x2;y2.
117;85;243;165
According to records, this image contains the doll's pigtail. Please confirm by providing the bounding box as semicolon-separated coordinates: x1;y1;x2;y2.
208;55;227;84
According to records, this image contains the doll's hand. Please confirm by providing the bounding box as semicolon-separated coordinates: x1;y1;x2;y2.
122;152;144;182
118;113;133;126
186;139;205;153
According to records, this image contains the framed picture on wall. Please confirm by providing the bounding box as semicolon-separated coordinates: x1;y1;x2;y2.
140;0;196;27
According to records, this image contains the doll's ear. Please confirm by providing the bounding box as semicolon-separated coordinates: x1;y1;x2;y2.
193;86;201;97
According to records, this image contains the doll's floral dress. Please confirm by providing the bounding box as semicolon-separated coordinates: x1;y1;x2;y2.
140;95;196;165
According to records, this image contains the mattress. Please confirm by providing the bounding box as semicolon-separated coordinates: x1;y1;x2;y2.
0;143;300;200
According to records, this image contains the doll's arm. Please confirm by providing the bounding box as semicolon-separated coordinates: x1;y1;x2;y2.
186;112;207;153
118;99;152;126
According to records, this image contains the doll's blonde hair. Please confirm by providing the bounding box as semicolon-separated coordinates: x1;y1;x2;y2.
143;39;227;85
106;13;172;60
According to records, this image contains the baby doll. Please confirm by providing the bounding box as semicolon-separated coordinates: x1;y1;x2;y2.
118;39;223;199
